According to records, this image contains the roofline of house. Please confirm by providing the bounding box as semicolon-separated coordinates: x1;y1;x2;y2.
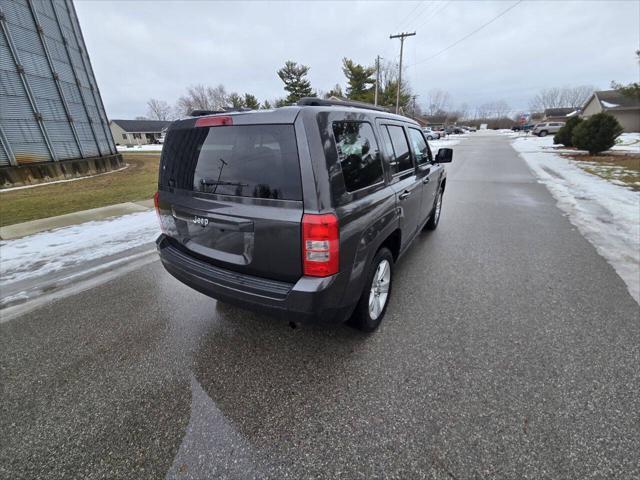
601;106;640;112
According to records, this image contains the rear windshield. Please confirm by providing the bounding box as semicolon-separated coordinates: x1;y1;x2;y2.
161;124;302;200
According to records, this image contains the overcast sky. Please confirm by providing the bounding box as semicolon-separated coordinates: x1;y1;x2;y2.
75;0;640;118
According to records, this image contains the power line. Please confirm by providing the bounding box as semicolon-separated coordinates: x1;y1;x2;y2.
414;0;452;27
393;1;426;32
400;0;440;31
408;0;523;67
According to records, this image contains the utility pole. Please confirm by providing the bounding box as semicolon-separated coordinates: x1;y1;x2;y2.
389;31;416;114
374;55;382;106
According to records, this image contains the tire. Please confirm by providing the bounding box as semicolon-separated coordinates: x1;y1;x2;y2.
538;130;548;137
350;248;394;332
425;187;444;231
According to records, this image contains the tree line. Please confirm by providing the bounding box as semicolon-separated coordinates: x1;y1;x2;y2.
141;57;413;121
141;55;637;128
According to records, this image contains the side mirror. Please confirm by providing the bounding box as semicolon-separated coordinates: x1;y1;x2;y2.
435;148;453;163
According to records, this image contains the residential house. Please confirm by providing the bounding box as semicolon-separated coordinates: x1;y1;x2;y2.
543;108;574;122
109;119;172;146
581;90;640;133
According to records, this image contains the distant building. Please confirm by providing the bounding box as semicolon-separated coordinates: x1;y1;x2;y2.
581;90;640;133
543;108;574;122
109;119;171;146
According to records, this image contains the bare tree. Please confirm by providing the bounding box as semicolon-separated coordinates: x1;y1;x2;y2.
530;85;595;112
457;103;469;121
493;100;511;118
176;84;212;114
474;100;511;119
559;85;595;109
207;84;229;110
425;89;451;116
175;84;231;115
146;98;173;121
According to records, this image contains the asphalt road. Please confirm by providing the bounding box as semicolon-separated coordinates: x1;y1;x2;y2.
1;134;639;479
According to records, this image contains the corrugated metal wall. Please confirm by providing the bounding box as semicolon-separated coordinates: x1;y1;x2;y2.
0;0;116;167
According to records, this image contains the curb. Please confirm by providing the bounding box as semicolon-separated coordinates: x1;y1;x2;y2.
0;199;155;240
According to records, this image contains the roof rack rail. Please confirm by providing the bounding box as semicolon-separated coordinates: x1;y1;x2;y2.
296;97;390;113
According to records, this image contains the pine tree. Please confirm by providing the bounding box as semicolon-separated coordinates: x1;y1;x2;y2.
244;93;260;110
277;61;315;103
228;92;245;109
260;100;272;110
342;58;375;103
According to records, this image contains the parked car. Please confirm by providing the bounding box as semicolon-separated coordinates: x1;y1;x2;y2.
423;127;441;140
532;122;565;137
155;98;453;331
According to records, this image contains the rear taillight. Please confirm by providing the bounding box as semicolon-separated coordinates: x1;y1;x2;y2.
195;115;233;128
154;191;165;233
302;213;339;277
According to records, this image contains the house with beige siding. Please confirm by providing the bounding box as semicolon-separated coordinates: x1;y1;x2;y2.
109;120;172;147
581;90;640;132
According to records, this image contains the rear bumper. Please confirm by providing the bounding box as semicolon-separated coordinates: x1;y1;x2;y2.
156;235;352;323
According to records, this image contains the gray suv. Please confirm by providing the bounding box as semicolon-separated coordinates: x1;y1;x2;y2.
532;122;565;137
155;98;452;331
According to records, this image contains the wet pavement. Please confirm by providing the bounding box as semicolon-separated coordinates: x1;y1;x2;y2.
1;134;639;479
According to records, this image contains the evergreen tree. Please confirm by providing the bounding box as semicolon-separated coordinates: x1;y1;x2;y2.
277;61;315;103
260;100;272;110
244;93;260;110
611;81;640;100
228;92;245;109
342;58;376;103
324;84;344;99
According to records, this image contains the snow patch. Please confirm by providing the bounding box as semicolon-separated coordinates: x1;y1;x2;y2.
511;135;640;304
0;211;159;286
611;132;640;153
601;101;620;108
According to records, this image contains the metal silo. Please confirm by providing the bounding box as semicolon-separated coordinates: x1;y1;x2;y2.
0;0;118;175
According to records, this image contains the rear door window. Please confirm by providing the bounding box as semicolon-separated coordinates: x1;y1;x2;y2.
385;125;414;175
332;121;383;192
162;124;302;200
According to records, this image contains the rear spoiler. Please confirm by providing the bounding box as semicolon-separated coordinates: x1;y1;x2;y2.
190;107;253;117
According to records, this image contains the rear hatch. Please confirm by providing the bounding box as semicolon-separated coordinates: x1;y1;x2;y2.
158;116;303;283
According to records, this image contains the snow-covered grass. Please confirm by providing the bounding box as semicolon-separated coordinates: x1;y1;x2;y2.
430;134;468;149
511;135;640;304
117;144;164;152
611;132;640;153
0;211;159;286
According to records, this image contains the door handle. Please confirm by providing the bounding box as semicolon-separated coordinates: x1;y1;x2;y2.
399;190;411;200
422;177;430;184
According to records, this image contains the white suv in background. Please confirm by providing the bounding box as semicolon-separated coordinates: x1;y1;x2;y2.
423;127;441;140
532;122;564;137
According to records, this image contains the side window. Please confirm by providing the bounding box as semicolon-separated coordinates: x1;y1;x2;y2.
332;121;383;192
385;125;413;175
408;128;431;165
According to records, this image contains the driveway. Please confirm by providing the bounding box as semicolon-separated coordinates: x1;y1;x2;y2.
1;134;638;479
